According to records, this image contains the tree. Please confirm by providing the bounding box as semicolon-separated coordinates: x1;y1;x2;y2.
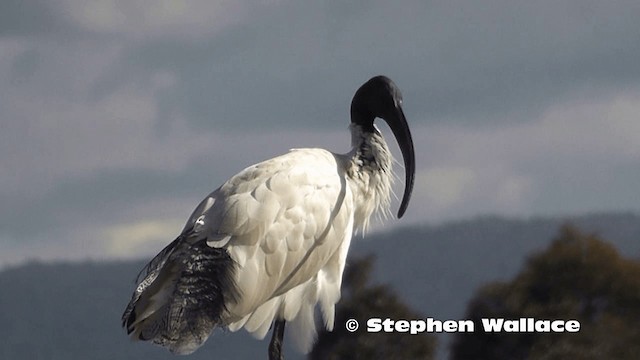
451;225;640;359
309;255;437;360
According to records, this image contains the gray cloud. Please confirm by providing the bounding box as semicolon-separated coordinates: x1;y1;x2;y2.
0;1;63;36
86;1;640;132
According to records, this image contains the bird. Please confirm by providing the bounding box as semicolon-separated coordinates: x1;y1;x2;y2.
121;75;415;360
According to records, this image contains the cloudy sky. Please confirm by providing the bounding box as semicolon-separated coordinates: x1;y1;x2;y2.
1;0;639;267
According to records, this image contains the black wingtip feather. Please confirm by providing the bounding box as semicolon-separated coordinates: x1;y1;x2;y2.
121;233;239;353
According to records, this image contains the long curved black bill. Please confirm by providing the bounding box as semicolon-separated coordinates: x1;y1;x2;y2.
387;106;415;218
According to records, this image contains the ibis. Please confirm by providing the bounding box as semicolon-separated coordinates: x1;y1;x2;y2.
122;75;415;359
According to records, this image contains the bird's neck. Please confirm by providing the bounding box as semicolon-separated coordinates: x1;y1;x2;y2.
346;124;394;232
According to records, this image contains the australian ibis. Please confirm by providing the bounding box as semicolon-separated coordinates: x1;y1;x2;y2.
122;75;415;359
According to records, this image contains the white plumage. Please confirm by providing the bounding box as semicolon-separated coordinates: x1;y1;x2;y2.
122;76;415;359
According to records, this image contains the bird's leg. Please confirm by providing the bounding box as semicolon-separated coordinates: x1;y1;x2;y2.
268;319;286;360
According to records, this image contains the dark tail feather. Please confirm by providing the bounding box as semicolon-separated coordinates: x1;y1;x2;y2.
122;237;180;331
122;235;238;354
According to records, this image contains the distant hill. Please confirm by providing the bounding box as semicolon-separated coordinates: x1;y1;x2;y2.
0;260;272;360
353;212;640;358
1;212;639;359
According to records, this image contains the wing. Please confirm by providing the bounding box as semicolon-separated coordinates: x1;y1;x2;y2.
122;148;355;354
188;148;354;319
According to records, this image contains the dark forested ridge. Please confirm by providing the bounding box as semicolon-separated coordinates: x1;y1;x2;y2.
354;212;640;320
451;225;640;359
1;212;639;359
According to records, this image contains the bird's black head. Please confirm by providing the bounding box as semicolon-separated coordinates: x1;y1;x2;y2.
350;75;415;218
